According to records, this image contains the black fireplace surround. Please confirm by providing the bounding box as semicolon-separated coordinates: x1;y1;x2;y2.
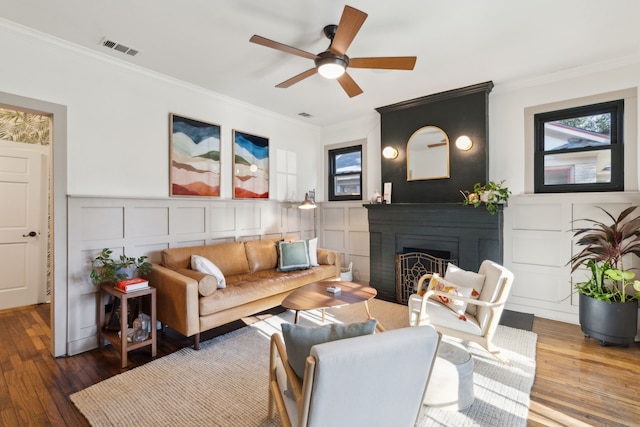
365;203;503;301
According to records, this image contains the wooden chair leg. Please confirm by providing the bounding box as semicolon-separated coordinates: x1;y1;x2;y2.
267;384;274;418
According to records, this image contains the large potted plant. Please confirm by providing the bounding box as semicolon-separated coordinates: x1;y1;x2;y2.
569;206;640;345
90;248;152;285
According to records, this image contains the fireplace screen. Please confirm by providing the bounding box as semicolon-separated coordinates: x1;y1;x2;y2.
395;252;457;304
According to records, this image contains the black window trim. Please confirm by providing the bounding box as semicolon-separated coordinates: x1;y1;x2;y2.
534;99;624;193
328;145;363;201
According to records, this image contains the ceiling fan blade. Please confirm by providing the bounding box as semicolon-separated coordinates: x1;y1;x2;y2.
336;72;363;98
276;68;318;88
250;35;318;60
330;5;368;56
349;56;417;70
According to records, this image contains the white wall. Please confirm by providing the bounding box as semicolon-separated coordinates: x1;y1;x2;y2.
490;57;640;194
0;20;321;200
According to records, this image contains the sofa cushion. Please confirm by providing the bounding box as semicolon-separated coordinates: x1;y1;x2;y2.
176;268;218;297
162;241;249;276
277;240;311;272
281;320;378;380
191;255;226;289
317;248;336;266
199;265;338;316
245;239;279;273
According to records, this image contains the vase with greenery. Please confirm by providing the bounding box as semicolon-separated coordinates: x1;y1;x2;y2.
460;180;511;215
569;206;640;345
90;248;152;285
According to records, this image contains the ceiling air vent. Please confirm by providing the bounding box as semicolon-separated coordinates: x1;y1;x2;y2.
298;112;312;118
99;37;139;57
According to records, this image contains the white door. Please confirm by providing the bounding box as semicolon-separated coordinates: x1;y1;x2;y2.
0;147;45;310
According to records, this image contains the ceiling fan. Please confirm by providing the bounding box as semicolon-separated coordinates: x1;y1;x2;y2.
249;5;416;98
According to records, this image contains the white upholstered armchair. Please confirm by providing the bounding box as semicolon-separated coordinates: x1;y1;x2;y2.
408;260;514;363
268;325;441;427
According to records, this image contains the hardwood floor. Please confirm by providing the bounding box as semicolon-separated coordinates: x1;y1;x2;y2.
1;303;639;426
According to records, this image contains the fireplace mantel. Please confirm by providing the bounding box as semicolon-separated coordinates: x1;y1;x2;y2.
365;203;503;301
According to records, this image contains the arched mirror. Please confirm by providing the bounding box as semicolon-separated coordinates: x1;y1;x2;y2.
407;126;450;181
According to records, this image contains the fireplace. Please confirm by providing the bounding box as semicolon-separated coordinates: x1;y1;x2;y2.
395;250;458;304
365;203;503;301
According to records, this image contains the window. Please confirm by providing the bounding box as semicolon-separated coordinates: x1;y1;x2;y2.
534;100;623;193
328;145;362;201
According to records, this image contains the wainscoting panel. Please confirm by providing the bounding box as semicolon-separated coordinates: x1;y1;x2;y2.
350;254;370;282
175;239;207;248
349;231;369;256
174;206;207;234
67;196;312;356
511;230;565;267
510;263;567;302
505;193;640;324
320;201;370;280
348;207;368;230
80;207;124;241
324;230;345;248
511;202;564;231
129;207;169;238
210;206;236;232
237;206;261;231
324;207;346;227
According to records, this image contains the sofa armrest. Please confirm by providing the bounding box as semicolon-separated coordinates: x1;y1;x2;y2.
317;248;341;279
149;263;200;338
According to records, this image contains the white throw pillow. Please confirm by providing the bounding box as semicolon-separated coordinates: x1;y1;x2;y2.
307;237;319;266
426;274;479;320
191;255;226;289
444;263;485;316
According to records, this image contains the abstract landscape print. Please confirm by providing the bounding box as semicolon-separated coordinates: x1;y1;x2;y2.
233;130;269;199
170;114;221;197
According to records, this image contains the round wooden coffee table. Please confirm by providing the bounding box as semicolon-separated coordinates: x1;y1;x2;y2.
282;281;383;330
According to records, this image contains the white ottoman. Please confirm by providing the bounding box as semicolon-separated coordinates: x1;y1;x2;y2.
423;341;475;410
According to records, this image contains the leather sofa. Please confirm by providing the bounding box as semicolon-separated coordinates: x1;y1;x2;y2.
149;238;340;349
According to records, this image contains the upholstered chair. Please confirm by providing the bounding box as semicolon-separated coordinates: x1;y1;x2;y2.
268;325;441;427
408;260;514;363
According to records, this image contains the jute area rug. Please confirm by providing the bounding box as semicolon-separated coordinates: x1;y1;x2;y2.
71;299;537;427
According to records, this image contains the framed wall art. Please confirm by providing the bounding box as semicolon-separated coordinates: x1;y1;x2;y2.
170;113;221;197
232;130;269;199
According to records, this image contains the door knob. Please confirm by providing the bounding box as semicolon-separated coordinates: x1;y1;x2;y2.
23;231;38;237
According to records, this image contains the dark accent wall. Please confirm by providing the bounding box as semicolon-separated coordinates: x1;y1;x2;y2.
375;81;493;203
365;203;503;302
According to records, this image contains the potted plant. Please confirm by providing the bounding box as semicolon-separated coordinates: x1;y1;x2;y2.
90;248;152;285
460;180;511;215
569;206;640;345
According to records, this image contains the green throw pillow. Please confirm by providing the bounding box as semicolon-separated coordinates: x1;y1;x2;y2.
281;320;378;380
277;240;311;272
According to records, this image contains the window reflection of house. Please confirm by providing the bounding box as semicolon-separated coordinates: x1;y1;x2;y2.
543;122;611;185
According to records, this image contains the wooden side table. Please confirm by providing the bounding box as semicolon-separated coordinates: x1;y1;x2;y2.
98;283;157;368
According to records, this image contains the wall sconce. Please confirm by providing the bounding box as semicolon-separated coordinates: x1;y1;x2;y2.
455;136;473;151
382;146;398;159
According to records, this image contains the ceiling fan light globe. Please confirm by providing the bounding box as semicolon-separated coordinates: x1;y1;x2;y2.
318;62;346;79
315;54;347;79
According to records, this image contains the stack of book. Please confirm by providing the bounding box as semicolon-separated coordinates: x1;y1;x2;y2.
115;277;149;292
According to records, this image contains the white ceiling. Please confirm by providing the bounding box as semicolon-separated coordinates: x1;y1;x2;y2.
2;0;639;126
